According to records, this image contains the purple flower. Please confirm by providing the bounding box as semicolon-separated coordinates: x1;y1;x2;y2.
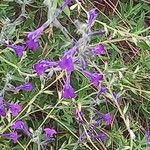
99;113;113;125
98;86;108;95
12;120;31;137
59;56;74;72
0;97;6;117
7;45;25;58
59;46;77;72
95;132;108;143
26;26;45;51
146;131;150;144
26;39;39;51
62;83;76;99
0;132;19;143
15;82;33;92
44;128;57;139
87;9;98;29
83;70;103;87
93;119;102;129
34;60;58;76
64;0;74;5
92;44;106;55
62;72;76;99
9;103;22;117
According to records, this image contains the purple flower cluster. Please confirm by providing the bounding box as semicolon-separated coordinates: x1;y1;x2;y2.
75;104;112;144
34;46;77;99
31;8;107;100
0;82;33;143
7;26;45;58
0;120;30;143
12;120;31;137
6;0;74;59
0;97;22;117
1;0;112;147
0;119;57;144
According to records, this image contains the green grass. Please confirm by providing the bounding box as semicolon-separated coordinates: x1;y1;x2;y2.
0;0;150;149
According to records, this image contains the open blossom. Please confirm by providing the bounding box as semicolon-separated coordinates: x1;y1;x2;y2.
9;103;22;117
12;120;31;137
83;70;103;87
63;83;76;99
34;60;58;76
26;26;45;51
98;112;113;125
95;132;108;143
15;82;33;92
7;44;25;58
87;9;98;29
0;132;19;143
98;86;108;95
92;44;106;55
59;46;77;72
44;128;57;139
59;56;74;72
62;72;76;99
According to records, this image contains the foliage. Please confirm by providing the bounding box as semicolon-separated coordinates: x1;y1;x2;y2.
0;0;150;149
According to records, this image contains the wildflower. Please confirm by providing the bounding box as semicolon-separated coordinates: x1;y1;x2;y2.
95;132;108;143
146;131;150;144
12;120;31;137
87;9;98;29
7;44;25;58
44;128;57;139
0;132;19;143
59;56;74;72
15;82;33;92
98;113;113;125
0;97;6;117
92;44;106;55
98;86;108;95
34;60;58;76
93;119;102;129
26;26;45;51
83;70;103;87
59;46;77;72
62;72;76;99
9;103;22;117
64;0;74;5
